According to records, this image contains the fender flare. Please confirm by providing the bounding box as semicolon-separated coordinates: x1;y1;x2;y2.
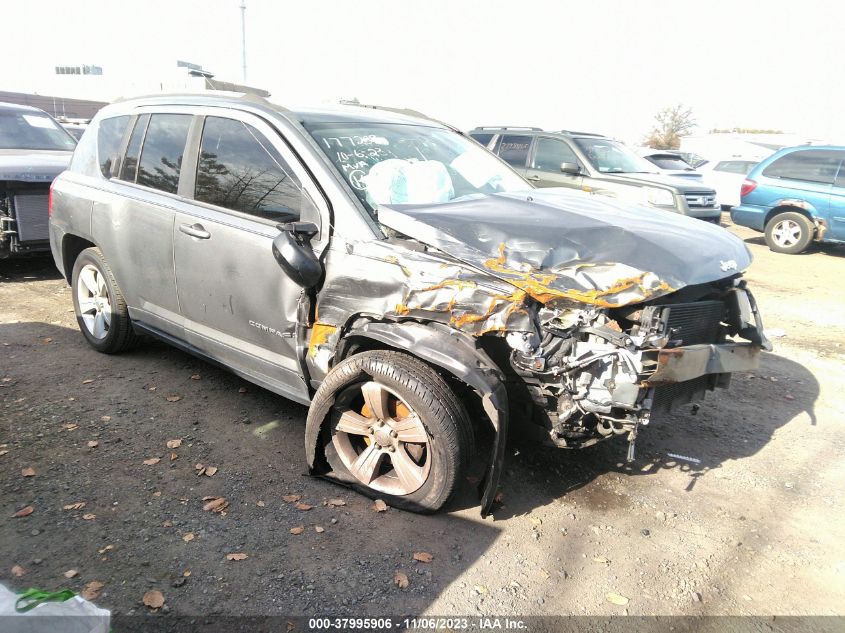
304;320;508;518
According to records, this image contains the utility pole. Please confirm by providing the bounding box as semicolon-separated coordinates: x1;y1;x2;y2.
240;0;247;83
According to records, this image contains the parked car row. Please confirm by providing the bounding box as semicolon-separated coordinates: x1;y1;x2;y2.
45;93;770;515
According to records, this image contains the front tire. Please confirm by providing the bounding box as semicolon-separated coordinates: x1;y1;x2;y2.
764;211;814;254
71;247;139;353
307;350;473;513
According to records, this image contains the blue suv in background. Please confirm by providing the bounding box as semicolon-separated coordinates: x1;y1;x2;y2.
731;146;845;254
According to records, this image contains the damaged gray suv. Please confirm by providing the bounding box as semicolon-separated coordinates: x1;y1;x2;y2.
49;93;769;515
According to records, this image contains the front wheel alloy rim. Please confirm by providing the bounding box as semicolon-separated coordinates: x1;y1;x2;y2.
77;264;112;340
332;381;432;496
772;219;802;247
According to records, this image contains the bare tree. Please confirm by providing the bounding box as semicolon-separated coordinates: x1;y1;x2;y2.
644;104;696;149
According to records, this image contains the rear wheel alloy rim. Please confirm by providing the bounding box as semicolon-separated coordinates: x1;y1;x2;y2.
332;381;432;496
76;264;112;340
772;219;802;247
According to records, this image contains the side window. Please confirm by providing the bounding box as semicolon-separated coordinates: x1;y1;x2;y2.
762;150;841;185
119;114;149;182
97;115;129;178
469;133;494;148
194;116;302;222
495;135;531;167
532;138;580;172
136;114;192;194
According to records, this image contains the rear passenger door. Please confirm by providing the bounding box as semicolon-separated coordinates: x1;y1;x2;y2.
524;136;584;189
173;111;323;403
93;111;192;337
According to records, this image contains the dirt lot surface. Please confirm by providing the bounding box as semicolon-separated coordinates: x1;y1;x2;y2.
1;217;844;620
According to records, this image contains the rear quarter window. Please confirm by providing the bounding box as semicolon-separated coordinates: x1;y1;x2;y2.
762;150;842;185
97;115;130;178
470;133;495;148
494;134;531;167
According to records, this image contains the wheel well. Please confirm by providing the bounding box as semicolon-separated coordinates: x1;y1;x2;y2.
764;205;814;230
61;235;96;284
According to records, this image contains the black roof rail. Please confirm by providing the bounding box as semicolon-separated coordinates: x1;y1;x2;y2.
470;126;543;132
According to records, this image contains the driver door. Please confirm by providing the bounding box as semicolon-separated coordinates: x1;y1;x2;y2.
173;111;324;403
525;137;584;189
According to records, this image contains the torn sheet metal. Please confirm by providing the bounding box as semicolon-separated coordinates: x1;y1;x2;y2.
377;188;752;308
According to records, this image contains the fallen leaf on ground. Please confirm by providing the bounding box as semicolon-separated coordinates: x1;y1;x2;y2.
190;374;201;380
539;568;551;579
593;556;610;564
42;337;52;344
413;552;433;563
165;395;182;402
326;498;346;507
98;545;114;554
62;423;79;432
183;570;191;577
282;494;301;503
82;379;94;384
81;581;103;600
148;386;157;391
607;593;630;606
202;497;228;513
143;589;165;609
170;452;178;461
204;466;217;477
256;501;265;507
63;569;78;578
315;526;325;533
11;565;25;577
82;513;96;520
373;499;388;512
226;553;247;561
13;506;34;518
0;450;8;456
290;526;304;535
21;467;35;477
162;520;172;527
143;457;160;465
63;502;85;511
295;502;312;511
166;439;182;449
100;416;111;422
393;571;409;588
87;440;98;448
182;532;195;542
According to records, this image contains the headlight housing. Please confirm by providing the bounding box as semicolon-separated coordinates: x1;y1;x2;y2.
644;187;675;207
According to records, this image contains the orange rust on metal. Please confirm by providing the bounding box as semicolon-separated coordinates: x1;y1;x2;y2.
307;323;338;358
394;303;412;315
483;245;673;308
418;279;478;293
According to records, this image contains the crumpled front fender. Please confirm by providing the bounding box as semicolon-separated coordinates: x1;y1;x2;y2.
304;320;508;517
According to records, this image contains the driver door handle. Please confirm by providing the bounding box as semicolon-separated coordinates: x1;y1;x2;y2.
179;223;211;240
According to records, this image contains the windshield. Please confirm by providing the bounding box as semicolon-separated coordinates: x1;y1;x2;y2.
304;122;527;216
573;137;657;174
0;110;77;151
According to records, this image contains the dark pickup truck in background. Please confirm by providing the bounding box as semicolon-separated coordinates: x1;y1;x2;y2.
0;101;76;258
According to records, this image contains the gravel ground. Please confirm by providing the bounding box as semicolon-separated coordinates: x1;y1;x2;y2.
1;216;844;620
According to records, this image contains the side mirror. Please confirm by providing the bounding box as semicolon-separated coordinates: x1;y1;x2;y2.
272;221;321;288
560;162;581;175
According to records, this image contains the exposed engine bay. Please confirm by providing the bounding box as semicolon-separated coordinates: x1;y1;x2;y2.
505;278;768;458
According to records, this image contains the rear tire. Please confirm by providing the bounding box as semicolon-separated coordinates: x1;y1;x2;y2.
764;211;814;254
71;247;140;353
307;350;473;513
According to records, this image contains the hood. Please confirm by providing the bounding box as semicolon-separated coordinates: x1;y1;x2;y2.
378;189;751;308
598;171;713;192
0;149;72;183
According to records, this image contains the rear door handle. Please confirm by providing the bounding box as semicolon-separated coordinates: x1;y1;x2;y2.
526;175;541;181
179;223;211;240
